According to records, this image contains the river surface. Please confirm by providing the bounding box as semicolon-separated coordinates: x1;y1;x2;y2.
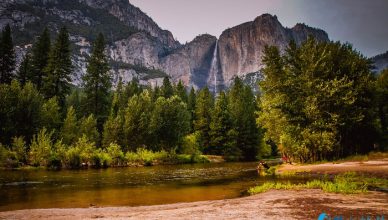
0;162;308;211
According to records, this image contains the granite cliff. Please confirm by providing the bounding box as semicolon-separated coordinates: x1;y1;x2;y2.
1;0;332;90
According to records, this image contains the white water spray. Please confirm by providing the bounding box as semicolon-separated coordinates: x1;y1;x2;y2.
209;40;219;94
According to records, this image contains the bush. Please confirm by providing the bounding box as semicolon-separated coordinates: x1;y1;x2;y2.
11;136;27;164
106;143;125;166
91;149;111;168
29;128;54;167
125;148;169;166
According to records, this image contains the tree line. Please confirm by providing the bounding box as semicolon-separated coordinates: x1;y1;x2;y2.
0;25;263;168
0;24;387;168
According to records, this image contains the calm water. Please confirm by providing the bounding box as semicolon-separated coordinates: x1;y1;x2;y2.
0;162;306;211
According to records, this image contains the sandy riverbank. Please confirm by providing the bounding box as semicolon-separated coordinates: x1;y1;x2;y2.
0;189;387;220
1;159;387;220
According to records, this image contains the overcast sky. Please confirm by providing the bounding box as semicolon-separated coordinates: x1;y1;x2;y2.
129;0;388;57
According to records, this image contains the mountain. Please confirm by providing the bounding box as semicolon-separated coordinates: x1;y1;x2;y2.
371;51;388;73
1;0;329;90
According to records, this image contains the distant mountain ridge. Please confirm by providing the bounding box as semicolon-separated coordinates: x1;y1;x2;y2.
1;0;332;90
371;51;388;73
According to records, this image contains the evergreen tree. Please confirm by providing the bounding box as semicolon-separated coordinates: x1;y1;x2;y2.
123;91;152;151
175;80;188;103
41;97;61;135
102;111;124;148
259;39;376;162
82;33;111;129
193;87;213;151
228;77;260;161
30;28;51;90
187;87;196;131
160;76;174;98
149;96;190;151
0;24;16;84
376;69;388;147
79;114;100;143
17;53;32;85
43;26;72;108
209;91;232;155
61;106;78;145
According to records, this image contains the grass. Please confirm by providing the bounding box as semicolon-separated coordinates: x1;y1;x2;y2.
125;148;209;166
248;172;379;195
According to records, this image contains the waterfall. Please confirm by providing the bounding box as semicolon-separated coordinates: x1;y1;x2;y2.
209;40;219;94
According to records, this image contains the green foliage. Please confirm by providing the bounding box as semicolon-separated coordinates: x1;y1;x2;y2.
79;114;100;145
123;91;152;150
125;148;169;166
41;97;61;135
106;143;125;166
180;132;201;155
149;96;191;151
160;76;174;98
43;26;73;107
29;128;54;167
83;33;111;129
376;69;388;149
30;28;51;90
209;91;233;155
0;24;16;84
0;81;44;144
228;77;262;161
175;80;188;103
259;38;376;162
61;106;78;145
17;53;32;85
248;172;368;195
102;113;124;148
11;136;27;164
194;87;214;151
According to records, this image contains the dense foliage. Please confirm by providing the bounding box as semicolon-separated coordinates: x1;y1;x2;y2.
0;26;264;168
258;38;385;162
0;26;386;168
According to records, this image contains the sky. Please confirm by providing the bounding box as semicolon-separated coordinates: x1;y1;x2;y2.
129;0;388;57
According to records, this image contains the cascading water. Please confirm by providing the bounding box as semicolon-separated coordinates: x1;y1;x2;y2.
209;40;219;94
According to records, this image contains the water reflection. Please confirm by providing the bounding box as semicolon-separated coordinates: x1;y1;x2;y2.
0;162;305;211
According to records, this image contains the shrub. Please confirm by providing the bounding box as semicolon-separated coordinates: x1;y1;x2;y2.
106;143;125;166
29;128;54;167
11;136;27;164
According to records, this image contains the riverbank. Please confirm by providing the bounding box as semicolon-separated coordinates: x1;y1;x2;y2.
278;159;388;178
0;189;386;220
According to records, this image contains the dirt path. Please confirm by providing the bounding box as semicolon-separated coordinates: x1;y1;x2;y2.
278;159;388;177
0;189;387;220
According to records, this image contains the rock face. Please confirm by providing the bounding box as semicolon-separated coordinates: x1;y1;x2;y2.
371;51;388;73
218;14;329;86
1;1;330;90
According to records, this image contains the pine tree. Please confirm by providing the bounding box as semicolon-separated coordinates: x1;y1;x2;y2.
30;28;51;90
228;77;260;161
187;87;196;131
193;87;213;151
79;114;100;143
17;53;32;85
41;97;61;135
82;33;111;129
175;80;187;103
160;76;174;98
102;112;124;148
61;106;78;145
0;24;16;84
43;26;72;108
209;91;232;155
149;96;190;151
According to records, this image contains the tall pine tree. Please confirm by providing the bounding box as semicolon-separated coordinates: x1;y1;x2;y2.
193;87;213;151
160;76;174;98
43;26;72;108
17;53;32;85
0;24;16;84
82;33;111;130
30;28;51;90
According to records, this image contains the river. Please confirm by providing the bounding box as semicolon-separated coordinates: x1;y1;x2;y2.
0;162;307;211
